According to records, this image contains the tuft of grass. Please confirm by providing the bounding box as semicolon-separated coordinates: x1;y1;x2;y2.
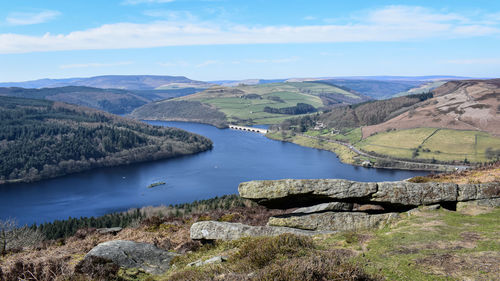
233;233;314;269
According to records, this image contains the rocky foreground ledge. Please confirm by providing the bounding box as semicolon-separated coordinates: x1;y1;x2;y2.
238;179;500;209
191;179;499;240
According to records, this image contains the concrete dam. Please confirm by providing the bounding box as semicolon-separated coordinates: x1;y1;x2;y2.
228;125;268;134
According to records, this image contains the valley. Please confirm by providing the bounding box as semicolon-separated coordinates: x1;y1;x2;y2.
270;79;500;169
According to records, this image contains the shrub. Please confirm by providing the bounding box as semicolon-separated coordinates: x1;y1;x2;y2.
74;256;123;281
408;176;432;183
2;258;69;281
254;251;380;281
234;234;314;269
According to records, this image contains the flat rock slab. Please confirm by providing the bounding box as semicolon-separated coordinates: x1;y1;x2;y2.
85;240;178;274
268;212;399;231
292;202;385;214
239;179;377;208
239;179;500;209
96;227;123;235
190;221;335;241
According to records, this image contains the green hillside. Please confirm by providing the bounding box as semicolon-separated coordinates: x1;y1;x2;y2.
358;128;500;163
131;81;370;126
0;96;212;184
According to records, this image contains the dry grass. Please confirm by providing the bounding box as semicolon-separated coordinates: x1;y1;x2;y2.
408;161;500;184
0;203;289;280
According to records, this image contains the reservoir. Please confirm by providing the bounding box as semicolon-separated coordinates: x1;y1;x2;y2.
0;121;428;225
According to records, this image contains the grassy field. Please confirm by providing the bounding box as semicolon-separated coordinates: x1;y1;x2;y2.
169;81;366;125
267;131;365;165
358;128;500;163
305;127;363;144
163;205;500;281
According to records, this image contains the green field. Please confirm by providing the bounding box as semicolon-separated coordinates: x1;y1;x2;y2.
170;82;366;125
358;128;500;163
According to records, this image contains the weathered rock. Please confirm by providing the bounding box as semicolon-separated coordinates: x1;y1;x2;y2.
293;202;353;213
372;182;458;206
238;179;377;208
292;202;385;213
190;221;334;241
267;212;399;231
239;179;499;208
84;240;178;274
187;256;228;267
458;183;500;201
457;198;500;209
96;227;123;235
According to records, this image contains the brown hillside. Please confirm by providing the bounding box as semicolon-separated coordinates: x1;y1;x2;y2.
362;79;500;138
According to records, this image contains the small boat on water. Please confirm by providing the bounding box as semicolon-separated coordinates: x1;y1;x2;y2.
147;181;166;188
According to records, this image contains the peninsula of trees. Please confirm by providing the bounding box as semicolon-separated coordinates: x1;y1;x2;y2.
0;96;213;184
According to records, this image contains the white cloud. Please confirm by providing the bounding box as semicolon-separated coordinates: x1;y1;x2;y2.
6;10;60;26
0;6;498;54
196;60;220;68
157;60;190;67
303;16;316;21
143;10;197;21
123;0;174;5
244;57;299;64
444;58;500;65
59;61;133;69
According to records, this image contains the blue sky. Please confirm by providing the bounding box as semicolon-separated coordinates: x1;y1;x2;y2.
1;0;499;82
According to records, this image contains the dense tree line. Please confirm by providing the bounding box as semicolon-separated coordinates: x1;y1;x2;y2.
0;96;212;184
264;103;317;115
131;100;228;128
0;86;150;114
33;194;247;240
278;93;433;132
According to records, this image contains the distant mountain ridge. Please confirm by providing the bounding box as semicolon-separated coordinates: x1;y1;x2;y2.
0;86;202;114
0;75;213;90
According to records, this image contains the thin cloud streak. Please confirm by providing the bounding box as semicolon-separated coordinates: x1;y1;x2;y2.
1;6;498;54
59;61;133;69
444;58;500;65
6;10;60;26
122;0;174;5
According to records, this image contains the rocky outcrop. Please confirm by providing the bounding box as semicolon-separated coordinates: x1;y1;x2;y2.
190;179;499;242
84;240;178;274
239;180;500;209
292;202;385;214
96;227;123;235
190;221;334;241
268;212;399;231
239;179;377;208
457;198;500;209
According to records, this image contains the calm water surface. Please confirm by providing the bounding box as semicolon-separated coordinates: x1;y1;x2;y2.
0;121;428;225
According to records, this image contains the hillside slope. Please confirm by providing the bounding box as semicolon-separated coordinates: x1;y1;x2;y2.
0;86;204;114
0;96;212;184
131;81;371;126
0;86;151;114
318;79;426;99
362;79;500;138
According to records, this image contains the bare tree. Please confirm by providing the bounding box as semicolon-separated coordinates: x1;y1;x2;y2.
0;218;45;256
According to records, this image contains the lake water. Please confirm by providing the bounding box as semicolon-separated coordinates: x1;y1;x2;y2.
0;121;428;225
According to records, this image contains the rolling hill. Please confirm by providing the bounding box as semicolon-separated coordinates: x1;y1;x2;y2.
0;96;212;184
362;79;500;138
0;86;202;114
317;79;428;99
271;79;500;165
0;75;213;90
130;81;371;126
